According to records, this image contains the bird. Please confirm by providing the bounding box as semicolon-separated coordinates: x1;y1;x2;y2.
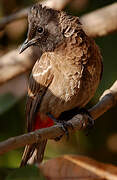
20;3;103;166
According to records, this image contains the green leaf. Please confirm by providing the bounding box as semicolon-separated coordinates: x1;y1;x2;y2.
6;166;46;180
0;168;11;180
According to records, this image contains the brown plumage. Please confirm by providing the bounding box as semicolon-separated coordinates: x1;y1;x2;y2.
20;3;103;166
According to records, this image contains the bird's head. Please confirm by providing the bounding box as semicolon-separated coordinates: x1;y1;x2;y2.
20;3;81;54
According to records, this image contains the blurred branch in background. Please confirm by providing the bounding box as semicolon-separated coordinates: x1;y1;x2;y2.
0;2;117;86
81;2;117;37
0;8;28;31
0;0;73;30
0;47;41;85
0;80;117;155
1;2;117;36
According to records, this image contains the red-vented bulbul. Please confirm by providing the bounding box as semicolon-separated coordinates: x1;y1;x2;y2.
20;3;103;166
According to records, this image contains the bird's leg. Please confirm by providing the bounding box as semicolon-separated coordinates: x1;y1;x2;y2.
78;108;94;135
47;113;73;141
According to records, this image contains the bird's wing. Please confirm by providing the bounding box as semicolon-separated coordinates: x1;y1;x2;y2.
26;53;54;132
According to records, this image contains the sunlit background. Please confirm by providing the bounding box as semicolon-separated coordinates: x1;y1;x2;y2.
0;0;117;179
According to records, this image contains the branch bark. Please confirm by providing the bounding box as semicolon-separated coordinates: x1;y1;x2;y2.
0;80;117;155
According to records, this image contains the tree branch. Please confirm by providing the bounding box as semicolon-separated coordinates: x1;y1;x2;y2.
0;8;28;30
1;2;117;37
0;0;72;30
81;2;117;37
0;47;41;85
0;81;117;155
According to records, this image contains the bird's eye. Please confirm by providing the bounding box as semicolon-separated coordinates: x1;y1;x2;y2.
37;27;44;34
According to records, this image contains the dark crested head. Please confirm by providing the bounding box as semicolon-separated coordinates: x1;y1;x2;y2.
20;3;81;54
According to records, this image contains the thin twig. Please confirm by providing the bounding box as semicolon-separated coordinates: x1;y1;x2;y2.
0;81;117;155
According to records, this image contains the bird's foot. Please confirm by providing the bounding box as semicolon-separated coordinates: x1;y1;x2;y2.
79;108;94;135
47;113;73;141
57;119;73;140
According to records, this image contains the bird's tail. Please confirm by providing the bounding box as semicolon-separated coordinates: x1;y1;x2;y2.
20;140;47;167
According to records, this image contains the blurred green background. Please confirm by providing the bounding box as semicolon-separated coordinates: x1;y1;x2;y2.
0;0;117;179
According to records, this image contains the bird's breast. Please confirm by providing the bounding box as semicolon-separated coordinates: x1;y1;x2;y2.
38;36;102;118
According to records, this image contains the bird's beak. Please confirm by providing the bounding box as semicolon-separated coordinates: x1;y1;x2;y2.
19;38;37;54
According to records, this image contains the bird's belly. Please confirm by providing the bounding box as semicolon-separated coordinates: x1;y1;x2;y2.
39;72;100;118
39;75;78;117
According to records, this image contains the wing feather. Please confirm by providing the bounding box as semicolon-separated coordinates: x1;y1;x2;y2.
26;53;54;132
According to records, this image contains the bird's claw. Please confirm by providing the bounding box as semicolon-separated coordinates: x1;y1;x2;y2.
54;121;72;141
47;113;73;140
79;108;94;135
58;120;73;140
54;121;73;141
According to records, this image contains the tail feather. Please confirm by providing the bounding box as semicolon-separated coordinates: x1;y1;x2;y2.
20;140;47;167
